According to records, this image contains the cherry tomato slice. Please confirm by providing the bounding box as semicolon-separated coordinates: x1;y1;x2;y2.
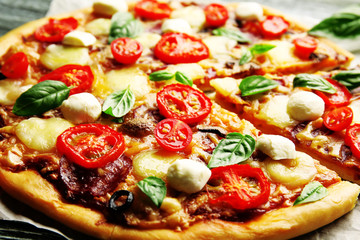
204;3;229;27
293;37;318;59
1;52;29;79
260;16;289;38
241;21;262;37
323;106;353;131
39;64;94;95
110;37;143;64
315;78;352;108
156;84;212;124
134;0;172;20
34;17;78;43
57;124;125;168
209;164;270;210
154;32;209;64
345;124;360;159
154;118;193;151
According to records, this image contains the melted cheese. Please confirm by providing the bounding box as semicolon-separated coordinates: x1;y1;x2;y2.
170;6;205;31
85;18;111;36
15;117;73;152
105;66;151;100
210;77;239;97
0;80;31;105
264;40;298;67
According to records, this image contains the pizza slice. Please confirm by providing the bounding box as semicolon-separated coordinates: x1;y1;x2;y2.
210;69;360;185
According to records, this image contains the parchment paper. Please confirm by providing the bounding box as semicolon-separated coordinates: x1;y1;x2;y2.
1;0;359;239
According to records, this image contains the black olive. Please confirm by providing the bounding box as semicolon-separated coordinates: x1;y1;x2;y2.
197;125;227;138
108;190;134;214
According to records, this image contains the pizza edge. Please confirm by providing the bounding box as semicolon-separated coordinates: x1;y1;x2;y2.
0;168;359;240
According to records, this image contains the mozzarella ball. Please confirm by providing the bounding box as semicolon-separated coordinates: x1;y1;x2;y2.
60;93;102;124
256;134;296;160
287;91;325;121
167;159;211;194
93;0;128;16
63;30;96;47
161;18;192;34
235;2;263;21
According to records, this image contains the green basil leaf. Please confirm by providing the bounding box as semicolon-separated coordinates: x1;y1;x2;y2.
175;71;193;86
309;5;360;39
239;75;279;96
12;80;70;116
293;73;336;93
149;70;174;81
102;87;135;118
249;43;276;55
208;132;256;168
212;27;250;43
293;181;328;206
137;176;166;208
239;48;253;65
108;12;143;43
332;70;360;90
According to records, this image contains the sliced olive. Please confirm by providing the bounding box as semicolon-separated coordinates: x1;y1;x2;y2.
108;190;134;214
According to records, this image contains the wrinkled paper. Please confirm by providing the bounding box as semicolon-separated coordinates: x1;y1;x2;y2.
1;0;359;239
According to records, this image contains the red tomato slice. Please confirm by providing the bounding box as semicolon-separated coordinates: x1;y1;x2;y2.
154;118;193;151
204;3;229;27
241;21;262;37
345;124;360;159
39;64;94;95
209;164;270;210
156;84;212;124
110;38;143;64
134;0;172;20
154;32;209;64
315;78;352;108
1;52;29;79
323;106;353;131
34;17;78;42
57;124;125;168
260;16;289;38
293;37;318;59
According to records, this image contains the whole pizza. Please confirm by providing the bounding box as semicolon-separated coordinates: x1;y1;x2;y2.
0;0;359;239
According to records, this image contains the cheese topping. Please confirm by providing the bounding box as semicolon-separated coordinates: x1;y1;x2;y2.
93;0;128;16
167;159;211;194
235;2;264;21
63;30;97;47
161;18;192;34
170;6;206;31
287;91;325;121
60;93;102;124
256;134;296;160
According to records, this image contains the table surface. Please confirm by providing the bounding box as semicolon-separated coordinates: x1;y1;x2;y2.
0;0;360;240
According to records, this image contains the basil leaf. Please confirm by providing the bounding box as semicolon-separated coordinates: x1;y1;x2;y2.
239;75;279;96
149;70;174;81
208;132;256;168
137;176;166;208
309;5;360;39
13;80;70;116
239;48;253;65
175;71;193;86
250;43;276;55
108;12;143;43
212;27;250;43
293;181;328;206
293;74;336;94
102;87;135;118
332;70;360;90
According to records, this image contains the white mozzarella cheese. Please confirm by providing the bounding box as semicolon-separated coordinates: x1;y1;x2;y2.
60;93;102;124
135;32;162;49
256;134;296;160
203;36;237;59
170;6;206;31
161;18;192;34
348;100;360;124
85;18;111;36
93;0;128;16
210;77;240;97
0;80;31;105
235;2;264;21
167;159;211;194
63;30;96;47
287;91;325;121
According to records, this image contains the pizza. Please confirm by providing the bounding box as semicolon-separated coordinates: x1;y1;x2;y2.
0;0;359;239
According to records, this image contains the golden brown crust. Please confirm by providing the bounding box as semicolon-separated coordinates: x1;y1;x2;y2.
0;167;359;240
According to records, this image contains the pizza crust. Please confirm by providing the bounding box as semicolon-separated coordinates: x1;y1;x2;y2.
0;168;358;240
